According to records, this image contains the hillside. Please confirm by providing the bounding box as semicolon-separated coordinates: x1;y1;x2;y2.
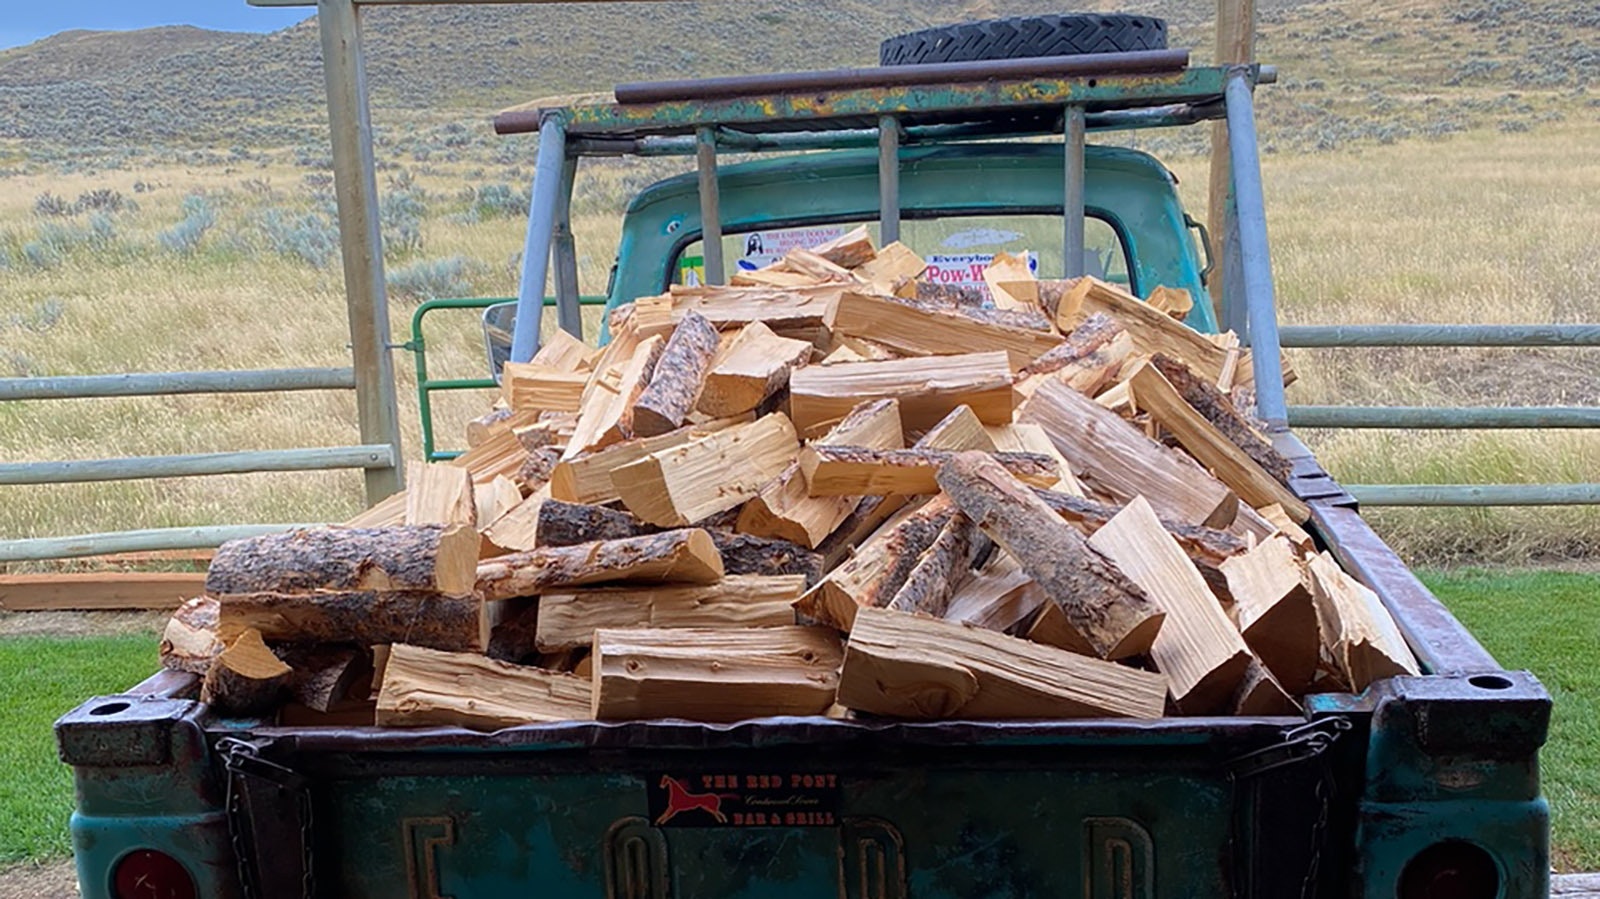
0;0;1593;155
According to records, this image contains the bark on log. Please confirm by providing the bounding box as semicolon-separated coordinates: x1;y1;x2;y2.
632;311;721;437
1149;354;1294;484
934;453;1164;660
795;497;955;631
201;628;291;717
273;645;364;713
886;512;984;617
205;525;479;598
160;596;223;674
475;529;724;602
535;575;806;651
218;589;490;653
536;500;658;547
710;531;825;585
1021;313;1125;377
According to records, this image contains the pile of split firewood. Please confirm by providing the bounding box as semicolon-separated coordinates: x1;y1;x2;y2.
160;227;1418;728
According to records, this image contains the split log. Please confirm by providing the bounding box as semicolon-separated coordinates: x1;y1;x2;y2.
474;476;524;531
1019;313;1124;377
1087;497;1251;714
854;241;926;293
831;291;1061;365
943;552;1049;633
812;225;877;268
217;589;492;653
612;413;800;527
1258;503;1316;553
886;512;983;617
1231;657;1300;715
982;251;1036;310
697;322;814;417
484;598;539;662
476;529;724;602
1127;362;1310;522
1019;379;1238;528
838;607;1167;720
529;327;600;372
935;453;1163;660
654;283;843;338
404;463;476;527
160;596;223;674
738;398;902;548
201;628;292;716
274;645;364;713
631;311;721;437
789;351;1016;435
549;414;751;505
501;363;588;414
535;575;806;651
1146;286;1194;320
781;247;856;282
376;644;590;729
710;532;824;584
1221;536;1320;693
901;280;988;310
800;446;1059;497
204;525;480;598
562;333;665;458
1305;553;1419;692
516;447;562;494
466;408;533;448
481;487;550;554
536;499;657;547
796;497;955;631
592;626;843;722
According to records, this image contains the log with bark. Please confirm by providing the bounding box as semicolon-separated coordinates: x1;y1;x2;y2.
160;596;223;674
205;525;480;598
475;529;725;602
631;311;721;437
201;628;292;716
376;643;591;729
218;589;492;653
697;321;814;417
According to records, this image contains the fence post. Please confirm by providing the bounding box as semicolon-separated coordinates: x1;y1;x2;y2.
1208;0;1255;325
318;0;405;503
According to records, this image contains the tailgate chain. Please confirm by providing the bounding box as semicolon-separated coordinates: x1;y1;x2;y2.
220;736;315;899
1224;717;1352;899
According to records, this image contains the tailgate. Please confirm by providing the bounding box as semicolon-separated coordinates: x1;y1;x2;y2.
231;716;1353;898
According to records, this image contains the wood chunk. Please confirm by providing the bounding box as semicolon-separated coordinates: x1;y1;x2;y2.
1222;536;1320;693
1022;599;1096;655
1231;657;1300;715
632;311;721;437
781;247;856;283
160;596;223;674
475;529;724;602
592;626;843;722
612;413;800;527
710;532;824;584
483;598;539;662
789;351;1015;435
944;553;1049;633
813;225;877;269
1020;313;1125;377
474;476;524;532
1259;503;1317;553
529;327;599;372
984;423;1084;496
502;363;589;414
903;280;989;310
550;414;751;505
832;291;1061;365
915;405;997;452
218;590;491;653
982;251;1037;310
839;607;1167;720
795;497;954;632
1019;379;1238;528
466;408;531;448
376;644;590;729
1087;497;1251;714
1146;285;1194;319
660;283;843;337
516;447;561;494
535;575;806;651
854;241;926;293
536;500;656;546
935;453;1162;660
563;333;665;458
481;487;549;555
404;463;476;527
1030;488;1248;596
801;446;1060;497
205;525;480;598
201;628;291;716
1305;553;1419;692
886;512;981;617
274;645;364;713
697;322;814;417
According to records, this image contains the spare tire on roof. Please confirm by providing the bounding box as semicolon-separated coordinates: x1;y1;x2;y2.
879;14;1168;66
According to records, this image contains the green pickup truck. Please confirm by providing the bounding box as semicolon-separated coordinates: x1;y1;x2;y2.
57;16;1548;899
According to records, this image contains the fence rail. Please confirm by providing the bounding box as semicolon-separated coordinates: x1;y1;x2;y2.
1279;323;1600;348
0;445;396;486
0;524;323;564
0;367;356;401
1289;406;1600;430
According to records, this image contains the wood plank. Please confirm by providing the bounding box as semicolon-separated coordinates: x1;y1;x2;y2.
1087;496;1251;714
0;571;205;611
1127;362;1310;522
160;596;222;673
404;463;477;527
838;607;1168;719
1221;535;1319;693
789;351;1016;436
697;321;814;417
376;643;590;729
935;453;1163;660
218;589;491;653
800;446;1059;497
534;575;806;651
548;413;751;505
201;628;291;716
1019;379;1238;528
205;525;480;599
592;625;843;721
612;413;800;527
632;310;721;437
1305;552;1419;692
832;291;1061;365
476;529;724;601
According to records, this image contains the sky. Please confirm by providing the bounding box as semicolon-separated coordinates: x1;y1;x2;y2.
0;0;310;50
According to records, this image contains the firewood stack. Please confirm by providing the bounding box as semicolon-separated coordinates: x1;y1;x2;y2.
160;227;1419;726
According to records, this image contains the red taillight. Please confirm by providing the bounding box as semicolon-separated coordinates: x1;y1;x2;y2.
112;849;197;899
1397;840;1500;899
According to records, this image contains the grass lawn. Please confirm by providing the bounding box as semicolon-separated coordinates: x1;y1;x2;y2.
0;572;1594;868
0;633;156;865
1420;569;1600;871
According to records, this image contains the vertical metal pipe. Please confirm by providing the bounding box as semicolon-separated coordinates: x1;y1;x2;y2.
511;116;567;363
552;154;583;340
877;115;901;245
317;0;403;501
1062;106;1087;278
696;127;725;285
1224;70;1288;427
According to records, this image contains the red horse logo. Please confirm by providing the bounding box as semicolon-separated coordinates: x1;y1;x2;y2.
655;776;730;825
